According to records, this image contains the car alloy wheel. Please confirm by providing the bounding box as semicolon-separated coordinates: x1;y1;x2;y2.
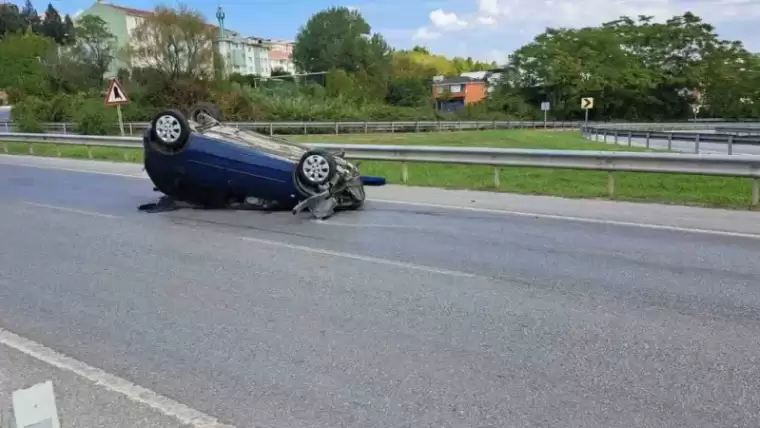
302;154;332;184
155;114;183;144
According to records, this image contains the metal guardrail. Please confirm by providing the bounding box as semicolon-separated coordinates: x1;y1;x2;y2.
1;132;759;205
3;120;760;136
0;120;584;136
582;126;760;155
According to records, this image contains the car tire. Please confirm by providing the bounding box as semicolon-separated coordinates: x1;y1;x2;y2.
297;150;337;187
188;102;224;123
149;109;191;153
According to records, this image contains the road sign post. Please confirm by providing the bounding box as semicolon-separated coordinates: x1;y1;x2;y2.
581;97;594;129
540;102;550;128
104;78;130;136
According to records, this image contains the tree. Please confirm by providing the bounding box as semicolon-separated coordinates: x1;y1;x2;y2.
0;32;55;98
500;12;760;120
271;67;290;77
0;3;25;37
70;14;117;88
62;14;75;45
19;0;40;34
292;6;391;75
41;3;66;44
124;4;217;79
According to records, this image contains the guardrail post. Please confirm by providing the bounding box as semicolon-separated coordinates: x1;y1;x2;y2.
3;122;8;132
646;132;650;149
62;123;67;134
415;121;420;132
87;146;92;159
364;121;368;133
614;130;619;145
334;121;338;135
603;130;607;143
269;123;274;136
694;134;700;154
28;142;33;154
391;122;395;133
303;123;307;135
493;167;500;188
667;134;673;151
728;135;734;155
607;172;615;196
627;131;632;147
129;123;133;136
401;162;409;183
753;179;759;207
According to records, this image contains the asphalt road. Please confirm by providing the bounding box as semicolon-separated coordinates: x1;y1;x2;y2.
1;159;760;427
588;133;760;155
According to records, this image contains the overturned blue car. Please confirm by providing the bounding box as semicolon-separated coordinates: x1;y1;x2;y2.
140;103;385;219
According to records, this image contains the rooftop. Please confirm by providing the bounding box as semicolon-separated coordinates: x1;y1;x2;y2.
92;1;295;45
432;76;485;85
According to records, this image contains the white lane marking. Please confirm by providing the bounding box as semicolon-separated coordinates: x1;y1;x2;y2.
370;199;760;240
23;201;121;219
313;220;443;231
0;328;235;428
5;158;760;240
239;235;478;278
0;159;146;179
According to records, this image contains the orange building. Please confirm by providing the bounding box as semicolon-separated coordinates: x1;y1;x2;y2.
432;77;488;112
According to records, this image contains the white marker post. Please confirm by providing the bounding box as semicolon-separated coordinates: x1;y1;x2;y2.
540;101;550;128
105;78;131;136
12;380;61;428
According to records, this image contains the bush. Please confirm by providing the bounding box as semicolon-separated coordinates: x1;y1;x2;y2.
74;100;118;135
12;96;48;132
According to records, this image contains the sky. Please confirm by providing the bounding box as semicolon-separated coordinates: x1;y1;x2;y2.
47;0;760;63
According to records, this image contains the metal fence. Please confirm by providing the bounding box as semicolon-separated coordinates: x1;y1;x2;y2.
582;126;760;155
4;119;760;136
0;120;585;136
1;131;759;205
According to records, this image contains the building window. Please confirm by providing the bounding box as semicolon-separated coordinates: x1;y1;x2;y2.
450;84;461;93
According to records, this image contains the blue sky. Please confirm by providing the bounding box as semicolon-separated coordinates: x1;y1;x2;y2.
46;0;760;63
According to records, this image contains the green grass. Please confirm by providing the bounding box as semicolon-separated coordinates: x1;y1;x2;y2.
0;130;755;210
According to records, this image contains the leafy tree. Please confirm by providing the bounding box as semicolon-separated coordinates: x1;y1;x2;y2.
271;67;290;77
293;6;391;76
41;3;65;44
386;76;430;107
19;0;40;34
71;14;117;88
62;14;75;44
0;32;54;98
0;3;25;37
123;5;216;79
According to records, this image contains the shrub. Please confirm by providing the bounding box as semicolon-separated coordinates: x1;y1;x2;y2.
12;96;47;132
74;100;118;135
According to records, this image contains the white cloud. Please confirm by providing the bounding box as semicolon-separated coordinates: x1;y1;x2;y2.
429;9;468;28
477;16;496;25
412;27;441;40
465;0;760;29
477;0;500;16
404;0;760;62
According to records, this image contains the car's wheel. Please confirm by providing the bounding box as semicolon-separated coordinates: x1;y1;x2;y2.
149;109;190;153
297;150;337;187
188;102;224;123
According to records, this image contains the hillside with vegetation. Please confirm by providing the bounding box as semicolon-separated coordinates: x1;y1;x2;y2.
1;1;760;134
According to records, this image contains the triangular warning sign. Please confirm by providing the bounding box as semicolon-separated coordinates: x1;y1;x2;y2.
105;78;130;106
